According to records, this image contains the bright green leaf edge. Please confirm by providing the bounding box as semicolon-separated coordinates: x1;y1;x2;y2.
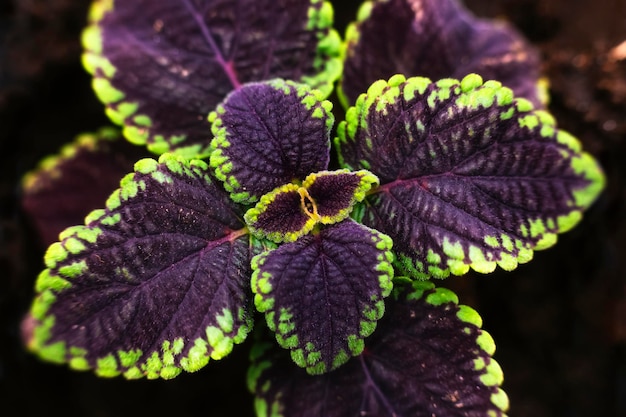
335;0;375;110
397;279;509;414
21;126;121;194
300;0;344;99
81;0;184;157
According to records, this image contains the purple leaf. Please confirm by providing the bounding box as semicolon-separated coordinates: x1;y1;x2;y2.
251;220;394;374
21;127;149;247
24;154;253;379
209;79;334;204
244;183;316;244
340;0;543;108
336;74;605;279
244;169;379;243
304;169;379;223
81;0;341;157
249;280;509;417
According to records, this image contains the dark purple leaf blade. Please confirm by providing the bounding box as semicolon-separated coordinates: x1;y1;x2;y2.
336;74;605;279
209;79;333;204
251;220;394;375
340;0;543;108
249;280;509;417
82;0;342;157
24;153;254;379
21;127;150;247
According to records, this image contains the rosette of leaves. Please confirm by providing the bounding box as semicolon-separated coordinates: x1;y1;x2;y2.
23;79;395;379
339;0;544;108
81;0;342;157
23;71;604;387
19;0;608;414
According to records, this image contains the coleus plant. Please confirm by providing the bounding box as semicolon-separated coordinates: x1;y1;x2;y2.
20;0;605;416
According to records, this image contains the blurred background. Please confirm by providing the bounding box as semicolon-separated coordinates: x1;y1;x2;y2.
1;0;625;415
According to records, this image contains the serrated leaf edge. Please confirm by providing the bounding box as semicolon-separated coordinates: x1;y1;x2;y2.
338;73;605;279
22;127;122;193
402;280;510;414
26;152;252;379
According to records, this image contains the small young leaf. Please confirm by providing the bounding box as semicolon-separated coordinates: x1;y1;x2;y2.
244;169;379;243
244;183;317;244
209;79;334;204
249;280;509;417
304;169;379;224
82;0;341;157
21;127;149;246
24;154;253;379
251;220;394;375
340;0;543;108
336;74;605;279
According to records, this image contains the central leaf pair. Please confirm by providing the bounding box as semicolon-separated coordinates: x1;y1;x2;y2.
245;169;379;243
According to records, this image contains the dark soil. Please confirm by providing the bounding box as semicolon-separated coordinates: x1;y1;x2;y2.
1;1;625;416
